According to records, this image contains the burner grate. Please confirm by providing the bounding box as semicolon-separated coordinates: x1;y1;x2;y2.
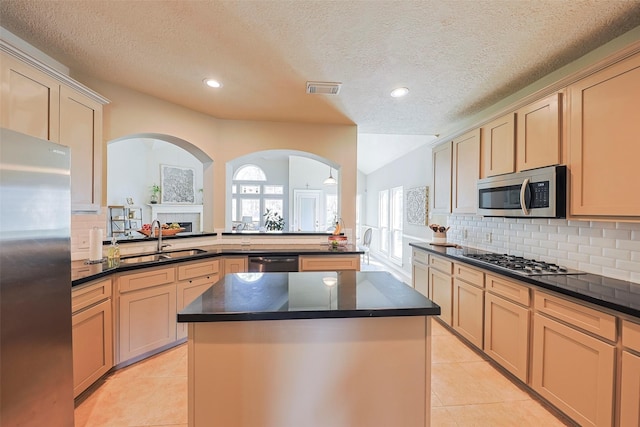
463;253;584;276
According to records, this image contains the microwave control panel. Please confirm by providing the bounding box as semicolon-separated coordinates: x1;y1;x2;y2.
529;181;550;208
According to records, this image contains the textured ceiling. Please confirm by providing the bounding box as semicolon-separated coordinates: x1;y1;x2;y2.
1;0;640;172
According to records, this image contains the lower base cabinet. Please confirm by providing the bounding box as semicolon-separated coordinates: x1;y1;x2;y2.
429;268;452;325
532;313;615;427
299;255;360;271
619;351;640;427
452;278;484;348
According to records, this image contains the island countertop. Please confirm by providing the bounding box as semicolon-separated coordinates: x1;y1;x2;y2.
178;271;441;322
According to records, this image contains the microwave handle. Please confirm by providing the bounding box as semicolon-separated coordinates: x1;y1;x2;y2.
520;178;530;215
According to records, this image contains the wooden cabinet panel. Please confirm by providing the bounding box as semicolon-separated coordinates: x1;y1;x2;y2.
118;283;177;362
452;278;484;348
452;129;480;213
60;86;103;211
0;52;60;142
432;141;452;213
532;313;615;427
429;268;453;325
486;274;530;306
412;249;429;296
299;255;360;271
177;275;218;340
534;291;616;341
622;319;640;352
516;93;562;172
481;113;515;177
428;254;453;274
568;53;640;217
178;259;220;281
223;256;248;275
619;350;640;427
118;266;176;293
484;292;529;382
71;278;111;313
72;299;113;397
453;263;484;288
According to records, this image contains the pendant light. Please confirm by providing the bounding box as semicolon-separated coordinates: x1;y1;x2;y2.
323;167;337;185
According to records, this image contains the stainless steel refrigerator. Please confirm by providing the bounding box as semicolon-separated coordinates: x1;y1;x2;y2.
0;128;75;426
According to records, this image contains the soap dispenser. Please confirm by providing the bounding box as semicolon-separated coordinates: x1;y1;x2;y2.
107;237;120;267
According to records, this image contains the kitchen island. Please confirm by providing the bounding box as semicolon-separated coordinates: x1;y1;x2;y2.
178;271;440;427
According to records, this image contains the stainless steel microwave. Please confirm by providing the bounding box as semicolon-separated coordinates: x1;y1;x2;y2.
477;165;567;218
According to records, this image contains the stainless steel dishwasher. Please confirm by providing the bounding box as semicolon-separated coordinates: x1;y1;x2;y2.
248;255;299;272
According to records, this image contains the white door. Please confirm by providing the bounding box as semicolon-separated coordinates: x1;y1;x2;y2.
294;190;321;231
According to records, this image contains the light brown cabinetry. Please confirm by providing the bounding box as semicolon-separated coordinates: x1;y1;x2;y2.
428;254;453;325
483;274;531;382
223;256;248;276
481;113;515;177
176;260;220;339
299;255;360;271
432;141;452;213
116;266;177;363
620;320;640;427
71;278;113;397
567;52;640;217
452;129;480;214
532;291;616;427
516;93;562;172
452;263;484;347
411;249;429;297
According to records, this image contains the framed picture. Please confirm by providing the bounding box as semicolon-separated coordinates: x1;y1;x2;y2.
160;164;196;204
406;186;429;225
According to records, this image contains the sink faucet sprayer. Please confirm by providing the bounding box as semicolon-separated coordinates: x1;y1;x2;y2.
150;219;171;252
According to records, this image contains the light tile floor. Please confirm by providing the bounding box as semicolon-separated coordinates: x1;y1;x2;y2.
74;319;572;426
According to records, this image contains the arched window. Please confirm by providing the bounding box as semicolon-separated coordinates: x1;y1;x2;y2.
232;164;284;229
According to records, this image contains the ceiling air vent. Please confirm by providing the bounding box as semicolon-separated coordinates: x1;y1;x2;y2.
306;81;342;95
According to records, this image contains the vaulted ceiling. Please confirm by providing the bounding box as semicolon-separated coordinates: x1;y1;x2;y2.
1;1;639;172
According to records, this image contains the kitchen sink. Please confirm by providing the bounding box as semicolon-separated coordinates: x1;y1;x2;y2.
120;248;207;264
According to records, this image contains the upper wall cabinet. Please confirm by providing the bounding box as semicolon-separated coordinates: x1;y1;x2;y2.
452;129;480;214
0;48;108;212
432;141;452;214
516;93;562;172
567;52;640;217
480;113;515;177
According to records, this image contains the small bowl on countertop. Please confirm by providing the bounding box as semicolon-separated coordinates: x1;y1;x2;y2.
328;235;348;247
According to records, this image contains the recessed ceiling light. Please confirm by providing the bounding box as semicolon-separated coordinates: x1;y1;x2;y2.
203;78;222;88
390;87;409;98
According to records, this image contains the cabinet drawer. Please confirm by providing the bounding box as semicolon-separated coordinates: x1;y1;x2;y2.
72;278;112;314
178;259;220;281
412;249;429;266
299;255;360;271
486;274;530;307
534;290;616;341
428;255;453;274
622;320;640;353
454;263;484;287
118;267;176;293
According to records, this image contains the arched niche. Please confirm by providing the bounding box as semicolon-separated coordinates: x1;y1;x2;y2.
107;133;214;232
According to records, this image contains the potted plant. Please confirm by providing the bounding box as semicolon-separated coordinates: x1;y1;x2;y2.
150;184;160;204
263;209;284;231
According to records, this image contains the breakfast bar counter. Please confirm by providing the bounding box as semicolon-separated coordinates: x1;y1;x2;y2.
178;271;440;427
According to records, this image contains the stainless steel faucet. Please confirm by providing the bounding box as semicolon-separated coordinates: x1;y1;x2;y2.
150;219;170;252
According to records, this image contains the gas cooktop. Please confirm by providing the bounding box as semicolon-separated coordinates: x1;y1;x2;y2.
463;253;585;276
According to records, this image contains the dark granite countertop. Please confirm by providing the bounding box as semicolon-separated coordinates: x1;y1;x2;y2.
410;242;640;319
72;244;364;286
177;271;441;322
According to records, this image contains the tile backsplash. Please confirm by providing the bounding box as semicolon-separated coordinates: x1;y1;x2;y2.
71;212;107;261
447;215;640;284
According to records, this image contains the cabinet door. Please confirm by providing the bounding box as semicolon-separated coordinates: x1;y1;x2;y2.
429;268;452;325
118;283;177;363
532;313;615;427
0;52;60;142
452;129;480;214
223;256;248;275
619;350;640;427
72;299;113;397
60;85;103;211
481;113;515;177
432;141;452;213
176;275;218;340
516;93;562;172
568;53;640;217
452;278;484;348
484;292;529;382
412;262;428;297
